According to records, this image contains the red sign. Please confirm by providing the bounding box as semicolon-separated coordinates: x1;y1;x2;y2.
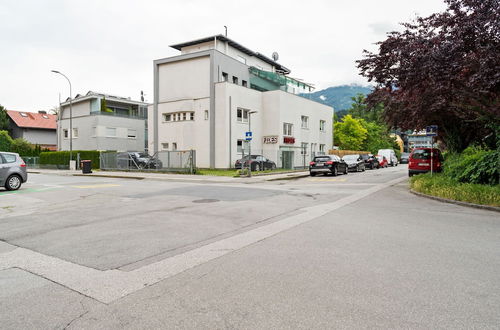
283;136;295;144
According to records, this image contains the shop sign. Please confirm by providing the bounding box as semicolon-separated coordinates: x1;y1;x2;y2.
283;136;295;144
263;136;278;144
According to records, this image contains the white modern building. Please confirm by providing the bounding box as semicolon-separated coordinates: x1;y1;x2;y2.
150;35;333;168
59;91;148;152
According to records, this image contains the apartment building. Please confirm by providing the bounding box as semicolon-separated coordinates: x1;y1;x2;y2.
58;91;148;152
150;35;333;168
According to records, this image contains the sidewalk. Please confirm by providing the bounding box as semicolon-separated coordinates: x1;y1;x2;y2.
27;168;309;183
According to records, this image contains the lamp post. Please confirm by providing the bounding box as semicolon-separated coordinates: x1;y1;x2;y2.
248;110;258;177
51;70;73;165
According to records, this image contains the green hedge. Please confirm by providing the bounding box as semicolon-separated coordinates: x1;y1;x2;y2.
444;146;499;185
40;150;101;169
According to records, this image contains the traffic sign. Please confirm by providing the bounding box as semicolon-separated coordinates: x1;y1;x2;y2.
426;125;438;136
245;131;252;141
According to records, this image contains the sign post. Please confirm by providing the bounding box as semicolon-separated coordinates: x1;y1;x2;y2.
245;131;252;177
426;125;438;176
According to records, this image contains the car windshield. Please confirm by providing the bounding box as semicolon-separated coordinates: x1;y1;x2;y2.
411;150;432;159
343;155;358;161
360;154;369;159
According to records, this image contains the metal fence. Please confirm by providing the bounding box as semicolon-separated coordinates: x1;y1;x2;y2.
232;147;325;170
21;156;40;168
100;150;196;173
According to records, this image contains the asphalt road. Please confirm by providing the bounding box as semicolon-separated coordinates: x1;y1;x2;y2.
0;166;498;329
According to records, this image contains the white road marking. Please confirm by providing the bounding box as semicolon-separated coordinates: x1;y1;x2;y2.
0;176;407;304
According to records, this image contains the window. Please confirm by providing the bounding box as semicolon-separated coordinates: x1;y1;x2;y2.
283;123;293;136
237;108;249;123
301;142;308;155
163;112;195;122
42;115;49;119
242;80;248;87
106;127;116;137
237;139;244;153
2;153;16;163
172;143;177;151
162;143;169;150
301;116;309;129
319;144;325;153
20;112;28;117
127;129;137;139
222;72;228;82
73;128;78;138
63;129;68;138
204;110;209;120
232;76;238;84
320;120;326;132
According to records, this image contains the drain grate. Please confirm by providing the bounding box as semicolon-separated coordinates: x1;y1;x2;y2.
192;199;220;203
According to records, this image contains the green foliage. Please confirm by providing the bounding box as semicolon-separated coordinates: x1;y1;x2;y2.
359;119;396;154
100;98;113;113
0;130;13;151
444;146;499;185
347;94;384;123
10;138;34;156
40;150;101;169
410;173;500;207
334;115;367;150
0;105;9;131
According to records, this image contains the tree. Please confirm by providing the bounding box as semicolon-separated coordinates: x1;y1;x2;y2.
357;0;500;151
360;120;396;154
0;130;13;152
0;104;9;131
10;138;34;156
334;115;368;150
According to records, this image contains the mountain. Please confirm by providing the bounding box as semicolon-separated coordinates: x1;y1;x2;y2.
301;84;372;111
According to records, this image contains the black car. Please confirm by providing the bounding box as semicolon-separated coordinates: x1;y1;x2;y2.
235;155;276;171
309;155;348;176
400;152;410;164
342;154;366;172
360;153;380;169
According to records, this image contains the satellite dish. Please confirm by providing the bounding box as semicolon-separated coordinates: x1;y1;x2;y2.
272;52;279;61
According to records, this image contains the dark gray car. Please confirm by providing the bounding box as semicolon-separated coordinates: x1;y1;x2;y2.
0;152;28;191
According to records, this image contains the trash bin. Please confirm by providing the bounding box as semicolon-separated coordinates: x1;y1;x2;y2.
81;160;92;174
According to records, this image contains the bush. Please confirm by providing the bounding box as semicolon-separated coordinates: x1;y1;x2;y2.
0;130;13;151
444;146;499;185
40;150;101;169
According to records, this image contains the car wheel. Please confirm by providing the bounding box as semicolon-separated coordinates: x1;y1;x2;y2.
271;164;276;170
5;174;22;191
332;166;338;176
344;166;348;175
310;172;316;177
408;172;413;177
254;164;260;171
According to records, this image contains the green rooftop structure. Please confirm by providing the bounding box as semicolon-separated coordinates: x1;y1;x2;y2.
249;66;314;94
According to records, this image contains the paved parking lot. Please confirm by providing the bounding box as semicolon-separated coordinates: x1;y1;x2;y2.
1;165;499;329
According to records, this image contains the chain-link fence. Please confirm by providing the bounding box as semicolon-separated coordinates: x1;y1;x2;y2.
21;156;40;169
100;150;196;173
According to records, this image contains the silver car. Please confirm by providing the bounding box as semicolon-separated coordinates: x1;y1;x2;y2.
0;152;28;191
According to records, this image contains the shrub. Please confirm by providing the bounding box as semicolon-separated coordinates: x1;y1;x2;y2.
40;150;101;169
0;130;13;151
444;146;499;185
10;138;34;156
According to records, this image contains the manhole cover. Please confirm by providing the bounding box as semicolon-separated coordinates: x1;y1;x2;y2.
192;199;220;203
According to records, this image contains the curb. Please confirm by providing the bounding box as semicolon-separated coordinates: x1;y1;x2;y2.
410;189;500;213
266;173;310;181
73;174;145;180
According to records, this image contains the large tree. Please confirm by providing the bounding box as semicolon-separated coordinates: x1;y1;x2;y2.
0;105;9;131
357;0;500;151
334;115;368;150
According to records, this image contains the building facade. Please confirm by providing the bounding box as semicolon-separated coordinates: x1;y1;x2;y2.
58;91;148;152
7;110;57;150
150;35;333;168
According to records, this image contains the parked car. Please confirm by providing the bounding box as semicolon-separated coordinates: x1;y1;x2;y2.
235;155;276;171
360;154;380;169
309;155;348;176
378;149;398;166
376;155;389;168
0;152;28;191
118;152;163;169
342;154;366;172
408;148;443;176
400;152;411;164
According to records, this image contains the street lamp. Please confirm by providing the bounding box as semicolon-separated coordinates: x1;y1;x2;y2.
51;70;73;166
248;110;258;177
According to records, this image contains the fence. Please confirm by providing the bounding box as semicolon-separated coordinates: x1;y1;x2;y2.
100;150;196;173
328;149;370;157
22;156;40;169
231;147;326;170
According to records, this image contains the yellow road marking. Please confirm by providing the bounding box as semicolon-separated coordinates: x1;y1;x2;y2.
307;178;347;182
72;184;121;189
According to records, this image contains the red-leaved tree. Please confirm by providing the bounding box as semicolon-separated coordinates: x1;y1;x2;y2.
357;0;500;151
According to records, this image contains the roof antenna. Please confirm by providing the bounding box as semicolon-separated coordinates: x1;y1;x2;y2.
224;25;227;37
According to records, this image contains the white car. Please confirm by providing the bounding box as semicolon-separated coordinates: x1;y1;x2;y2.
377;149;398;166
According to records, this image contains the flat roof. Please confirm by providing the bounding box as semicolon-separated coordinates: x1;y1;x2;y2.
170;35;291;75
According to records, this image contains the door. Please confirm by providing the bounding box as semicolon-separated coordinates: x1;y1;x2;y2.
0;154;8;186
282;151;294;169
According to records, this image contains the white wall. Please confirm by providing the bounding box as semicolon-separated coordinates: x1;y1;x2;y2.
61;100;90;119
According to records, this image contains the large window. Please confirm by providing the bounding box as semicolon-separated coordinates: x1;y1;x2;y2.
301;116;309;129
106;127;116;137
237;108;249;123
283;123;293;136
320;120;326;132
163;112;195;122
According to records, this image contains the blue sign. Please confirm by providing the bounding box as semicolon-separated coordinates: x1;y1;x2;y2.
245;131;252;141
426;125;438;136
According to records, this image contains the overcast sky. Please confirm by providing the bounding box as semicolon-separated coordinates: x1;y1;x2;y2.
0;0;446;112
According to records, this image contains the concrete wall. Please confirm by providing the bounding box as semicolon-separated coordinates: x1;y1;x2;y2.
61;100;90;119
21;128;57;145
59;115;145;152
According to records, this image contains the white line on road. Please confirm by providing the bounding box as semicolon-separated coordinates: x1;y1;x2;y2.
0;175;407;303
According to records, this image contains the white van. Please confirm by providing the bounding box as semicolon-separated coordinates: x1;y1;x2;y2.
377;149;398;166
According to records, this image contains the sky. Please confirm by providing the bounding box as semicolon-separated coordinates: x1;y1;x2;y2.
0;0;446;112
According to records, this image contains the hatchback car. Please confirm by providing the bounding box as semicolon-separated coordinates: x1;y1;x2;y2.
235;155;276;171
0;152;28;191
360;154;380;169
408;148;443;176
309;155;348;176
342;154;366;172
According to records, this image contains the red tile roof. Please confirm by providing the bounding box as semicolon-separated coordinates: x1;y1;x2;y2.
6;110;57;130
